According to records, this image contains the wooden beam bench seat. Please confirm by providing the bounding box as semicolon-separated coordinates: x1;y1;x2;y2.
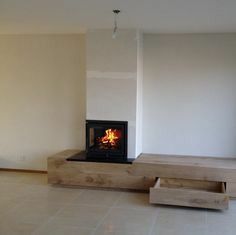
132;153;236;198
132;154;236;182
47;150;156;191
48;150;236;209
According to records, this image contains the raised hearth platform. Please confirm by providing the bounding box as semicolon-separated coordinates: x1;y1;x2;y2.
47;150;155;191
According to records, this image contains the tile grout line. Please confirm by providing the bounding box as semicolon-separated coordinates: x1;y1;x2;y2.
148;205;160;235
91;192;125;235
31;206;67;235
205;209;208;235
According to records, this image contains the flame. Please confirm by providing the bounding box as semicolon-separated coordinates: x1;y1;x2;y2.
100;129;120;146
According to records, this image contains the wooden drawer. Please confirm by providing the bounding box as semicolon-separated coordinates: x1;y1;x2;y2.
150;178;229;210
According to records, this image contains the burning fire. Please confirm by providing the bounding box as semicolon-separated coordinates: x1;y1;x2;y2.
99;128;121;148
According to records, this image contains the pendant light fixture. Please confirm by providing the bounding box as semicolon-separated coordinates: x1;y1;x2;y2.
112;9;121;39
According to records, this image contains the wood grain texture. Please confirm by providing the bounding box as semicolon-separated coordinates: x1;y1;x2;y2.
226;182;236;198
159;178;223;192
150;178;229;210
47;150;156;190
132;154;236;182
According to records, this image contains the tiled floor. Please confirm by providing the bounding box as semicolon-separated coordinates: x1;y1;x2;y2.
0;171;236;235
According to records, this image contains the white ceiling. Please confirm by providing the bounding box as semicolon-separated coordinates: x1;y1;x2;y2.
1;0;236;34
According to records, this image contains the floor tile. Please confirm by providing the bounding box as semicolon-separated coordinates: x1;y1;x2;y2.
94;227;149;235
114;192;156;211
151;226;206;235
50;204;110;228
0;220;40;235
0;170;236;235
23;185;83;204
151;206;207;235
156;206;206;227
1;200;62;225
0;181;29;199
98;207;157;234
20;173;48;185
0;171;26;183
206;209;236;235
71;189;122;206
34;223;94;235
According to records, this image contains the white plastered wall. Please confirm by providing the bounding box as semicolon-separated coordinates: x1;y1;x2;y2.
143;34;236;157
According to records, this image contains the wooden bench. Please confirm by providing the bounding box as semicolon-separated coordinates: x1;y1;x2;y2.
132;153;236;209
48;150;236;209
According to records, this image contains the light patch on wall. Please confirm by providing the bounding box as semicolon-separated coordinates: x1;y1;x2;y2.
0;34;86;170
87;71;136;80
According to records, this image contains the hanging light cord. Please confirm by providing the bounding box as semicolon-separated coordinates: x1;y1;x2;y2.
112;10;120;38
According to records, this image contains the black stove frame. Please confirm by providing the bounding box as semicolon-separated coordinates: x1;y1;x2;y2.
86;120;128;161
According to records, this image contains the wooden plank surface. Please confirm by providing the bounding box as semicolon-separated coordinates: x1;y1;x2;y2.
159;178;223;192
48;150;156;190
132;154;236;182
48;150;236;196
150;178;229;210
226;182;236;198
135;154;236;169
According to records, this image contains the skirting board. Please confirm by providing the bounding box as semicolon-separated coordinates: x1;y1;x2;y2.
0;168;47;174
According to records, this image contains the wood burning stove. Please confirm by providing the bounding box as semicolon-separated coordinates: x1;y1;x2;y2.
86;120;128;161
67;120;132;163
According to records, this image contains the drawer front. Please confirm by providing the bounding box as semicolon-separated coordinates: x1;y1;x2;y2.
150;178;229;210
